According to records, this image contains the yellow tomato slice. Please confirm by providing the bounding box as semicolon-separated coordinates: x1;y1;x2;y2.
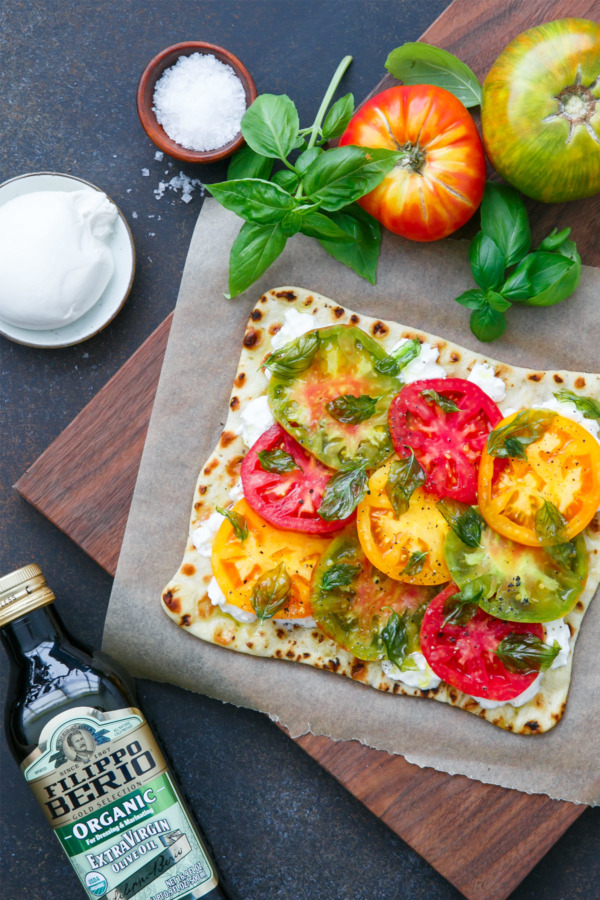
211;499;331;619
478;411;600;546
356;460;450;585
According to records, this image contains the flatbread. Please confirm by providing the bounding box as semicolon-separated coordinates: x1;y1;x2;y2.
161;287;600;734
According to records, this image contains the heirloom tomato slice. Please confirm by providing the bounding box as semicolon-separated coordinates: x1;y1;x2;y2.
310;527;437;661
267;325;402;470
445;524;588;623
356;460;451;585
420;583;545;702
211;499;331;619
478;411;600;546
388;378;503;504
241;424;354;533
339;85;486;241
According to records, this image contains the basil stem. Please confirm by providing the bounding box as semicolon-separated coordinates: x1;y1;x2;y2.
318;463;369;521
216;506;248;542
420;389;459;413
257;448;300;474
554;389;600;420
326;393;378;424
486;410;555;459
495;633;560;674
436;499;483;548
385;450;426;517
250;562;292;621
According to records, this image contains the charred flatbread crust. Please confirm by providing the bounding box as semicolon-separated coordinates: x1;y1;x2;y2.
162;287;600;734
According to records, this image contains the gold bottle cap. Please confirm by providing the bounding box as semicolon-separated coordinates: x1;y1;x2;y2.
0;564;55;628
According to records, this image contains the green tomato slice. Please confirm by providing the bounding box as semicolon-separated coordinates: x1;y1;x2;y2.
444;524;588;623
310;527;437;661
267;325;402;469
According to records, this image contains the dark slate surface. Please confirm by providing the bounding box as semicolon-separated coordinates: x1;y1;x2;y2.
0;2;598;898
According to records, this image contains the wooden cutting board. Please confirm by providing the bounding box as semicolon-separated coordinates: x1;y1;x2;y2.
16;1;599;897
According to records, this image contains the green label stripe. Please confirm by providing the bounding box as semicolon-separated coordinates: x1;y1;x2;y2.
57;773;178;858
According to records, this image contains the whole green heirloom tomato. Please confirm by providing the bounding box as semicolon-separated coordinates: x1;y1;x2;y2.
481;18;600;202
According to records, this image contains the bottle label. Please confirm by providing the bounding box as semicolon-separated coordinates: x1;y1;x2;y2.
22;707;219;900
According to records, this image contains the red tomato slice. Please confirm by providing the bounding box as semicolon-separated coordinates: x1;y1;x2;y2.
420;583;545;702
241;424;355;534
388;378;503;503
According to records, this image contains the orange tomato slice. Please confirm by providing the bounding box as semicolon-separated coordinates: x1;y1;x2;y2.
356;460;451;585
478;411;600;546
211;499;331;619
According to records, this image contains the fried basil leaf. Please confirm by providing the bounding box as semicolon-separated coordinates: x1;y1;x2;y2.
385;450;427;517
321;562;362;591
326;393;378;424
554;389;600;420
437;499;483;548
486;409;555;458
264;331;320;378
420;389;460;413
257;448;300;474
216;506;248;542
495;633;560;674
318;463;369;521
250;561;292;621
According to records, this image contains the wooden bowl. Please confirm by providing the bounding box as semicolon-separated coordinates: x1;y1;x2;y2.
136;41;257;164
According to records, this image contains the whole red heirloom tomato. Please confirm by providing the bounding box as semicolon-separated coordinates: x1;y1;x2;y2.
339;85;486;241
481;18;600;202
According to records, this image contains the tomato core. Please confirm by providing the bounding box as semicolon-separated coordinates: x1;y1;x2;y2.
547;76;599;145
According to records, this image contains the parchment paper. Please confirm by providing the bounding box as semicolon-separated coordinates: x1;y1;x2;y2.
103;200;600;805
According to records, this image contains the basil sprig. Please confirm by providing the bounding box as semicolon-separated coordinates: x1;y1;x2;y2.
209;56;404;297
554;389;600;420
264;331;319;379
436;499;483;548
495;633;560;675
257;449;299;474
486;410;555;459
250;562;292;621
216;506;248;542
455;183;581;342
374;338;420;376
326;393;378;424
321;562;362;591
318;462;369;521
420;389;459;413
385;450;426;517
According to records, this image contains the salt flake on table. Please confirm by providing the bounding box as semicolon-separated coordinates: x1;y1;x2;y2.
141;168;150;176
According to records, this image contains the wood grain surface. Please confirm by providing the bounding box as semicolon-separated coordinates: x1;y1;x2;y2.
15;1;598;897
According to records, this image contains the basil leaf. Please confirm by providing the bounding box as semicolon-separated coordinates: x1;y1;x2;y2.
271;169;299;193
216;506;248;542
318;204;381;284
547;540;578;571
281;209;304;237
227;145;273;181
486;290;511;312
554;389;600;420
539;227;572;252
374;339;420;375
257;449;299;474
264;331;320;379
442;579;489;627
241;94;300;160
381;611;409;668
385;451;426;517
400;551;428;577
321;562;361;591
250;561;292;621
228;221;287;298
321;93;355;140
326;393;378;424
420;389;459;413
455;288;487;310
295;147;322;176
436;499;483;548
318;463;369;521
535;500;567;546
299;210;354;243
487;409;555;458
480;183;531;268
469;232;505;291
469;305;507;342
495;633;560;674
502;251;579;307
209;178;295;225
302;146;400;212
385;43;481;108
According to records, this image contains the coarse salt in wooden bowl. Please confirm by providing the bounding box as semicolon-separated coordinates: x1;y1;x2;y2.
136;41;257;164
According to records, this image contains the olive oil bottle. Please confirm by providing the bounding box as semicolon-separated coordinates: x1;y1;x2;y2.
1;564;232;900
